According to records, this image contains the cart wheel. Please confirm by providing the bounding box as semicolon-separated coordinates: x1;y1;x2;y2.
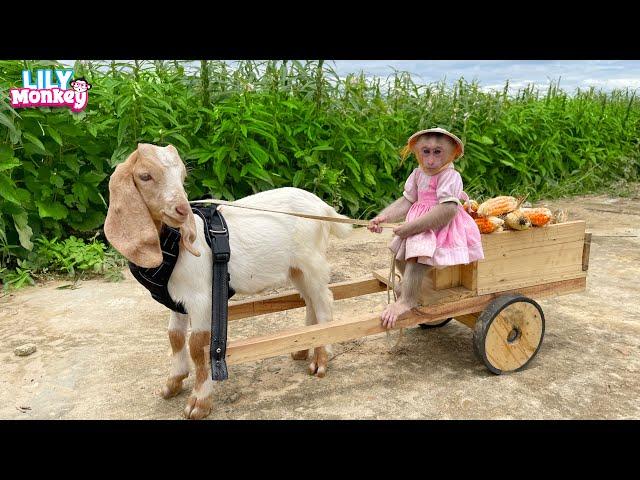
419;318;452;329
473;294;545;375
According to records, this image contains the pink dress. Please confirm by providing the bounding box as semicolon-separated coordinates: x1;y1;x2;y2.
389;165;484;266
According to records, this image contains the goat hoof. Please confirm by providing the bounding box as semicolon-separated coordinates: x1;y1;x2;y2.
291;350;309;360
308;347;328;377
161;375;187;399
307;361;327;377
183;395;212;420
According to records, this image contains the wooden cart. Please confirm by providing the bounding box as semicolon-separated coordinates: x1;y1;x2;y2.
225;220;591;374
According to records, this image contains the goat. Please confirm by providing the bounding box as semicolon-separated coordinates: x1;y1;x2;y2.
104;143;352;419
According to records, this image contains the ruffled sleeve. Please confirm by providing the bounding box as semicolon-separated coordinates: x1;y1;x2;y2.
402;168;419;203
436;169;463;205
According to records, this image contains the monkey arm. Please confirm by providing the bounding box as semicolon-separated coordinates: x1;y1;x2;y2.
377;196;413;223
395;202;459;238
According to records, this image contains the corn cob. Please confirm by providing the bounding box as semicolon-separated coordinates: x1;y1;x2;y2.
463;199;479;218
521;207;553;226
551;208;567;225
505;210;532;230
477;196;519;217
474;216;504;234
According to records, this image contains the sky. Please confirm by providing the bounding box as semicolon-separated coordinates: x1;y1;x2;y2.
329;60;640;94
59;60;640;95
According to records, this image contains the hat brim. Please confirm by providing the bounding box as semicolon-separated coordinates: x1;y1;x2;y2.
407;128;464;160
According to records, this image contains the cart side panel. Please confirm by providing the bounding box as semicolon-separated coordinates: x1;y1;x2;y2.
432;265;462;290
582;232;592;271
460;261;477;292
476;220;587;295
432;261;478;291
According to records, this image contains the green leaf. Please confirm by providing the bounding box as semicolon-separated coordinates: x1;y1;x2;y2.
36;201;69;220
0;145;14;161
22;132;46;153
242;163;273;186
87;123;98;137
0;156;20;172
343;152;361;178
214;157;227;184
12;212;33;251
67;210;105;231
292;170;304;187
362;165;376;186
46;125;63;146
64;154;81;174
81;172;108;185
0;173;20;204
50;173;64;188
0;111;17;135
117;118;129;146
245;140;269;166
167;132;191;149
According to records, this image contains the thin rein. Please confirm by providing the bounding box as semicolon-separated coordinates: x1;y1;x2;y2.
189;199;402;229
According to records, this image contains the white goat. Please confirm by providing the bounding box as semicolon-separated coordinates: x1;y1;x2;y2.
104;143;352;419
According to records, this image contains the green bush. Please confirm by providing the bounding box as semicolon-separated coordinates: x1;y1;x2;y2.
0;234;127;290
0;59;639;278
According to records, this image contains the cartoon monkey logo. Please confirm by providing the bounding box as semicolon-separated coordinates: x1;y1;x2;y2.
70;77;92;93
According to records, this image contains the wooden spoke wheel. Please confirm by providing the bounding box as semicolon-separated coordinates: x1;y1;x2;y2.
473;294;545;375
419;318;453;329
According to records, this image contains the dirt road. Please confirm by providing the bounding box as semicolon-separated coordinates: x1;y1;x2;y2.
1;190;639;419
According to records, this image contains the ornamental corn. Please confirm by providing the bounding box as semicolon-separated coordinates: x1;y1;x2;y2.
521;207;553;226
505;210;532;230
477;196;519;217
464;199;479;218
474;216;504;234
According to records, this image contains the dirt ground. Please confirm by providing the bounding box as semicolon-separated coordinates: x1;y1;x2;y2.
1;188;639;420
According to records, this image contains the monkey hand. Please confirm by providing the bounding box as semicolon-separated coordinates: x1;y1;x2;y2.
392;222;415;239
368;215;387;234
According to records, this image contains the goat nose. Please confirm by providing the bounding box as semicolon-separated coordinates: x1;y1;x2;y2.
175;204;189;217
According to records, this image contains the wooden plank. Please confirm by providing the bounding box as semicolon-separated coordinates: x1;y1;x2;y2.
477;271;587;296
432;265;461;290
372;269;476;306
226;276;587;365
228;276;387;321
477;239;585;295
454;313;479;329
480;221;586;255
227;309;428;365
460;261;477;292
582;232;592;271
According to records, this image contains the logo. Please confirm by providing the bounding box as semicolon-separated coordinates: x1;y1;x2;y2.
10;69;91;112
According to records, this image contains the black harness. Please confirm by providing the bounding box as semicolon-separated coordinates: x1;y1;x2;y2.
128;204;235;381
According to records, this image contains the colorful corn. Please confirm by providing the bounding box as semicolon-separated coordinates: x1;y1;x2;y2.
464;199;479;218
521;207;554;226
505;210;532;230
474;216;504;234
477;196;519;217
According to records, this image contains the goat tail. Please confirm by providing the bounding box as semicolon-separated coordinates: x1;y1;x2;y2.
324;206;353;239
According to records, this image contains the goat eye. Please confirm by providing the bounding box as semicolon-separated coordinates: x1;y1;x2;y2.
139;173;152;181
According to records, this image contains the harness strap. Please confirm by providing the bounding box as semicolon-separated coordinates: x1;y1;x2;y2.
128;226;187;314
192;205;232;382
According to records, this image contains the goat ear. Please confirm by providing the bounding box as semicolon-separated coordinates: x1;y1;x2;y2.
179;207;201;258
104;149;163;268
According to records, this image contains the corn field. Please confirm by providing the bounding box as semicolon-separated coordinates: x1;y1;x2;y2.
1;59;639;270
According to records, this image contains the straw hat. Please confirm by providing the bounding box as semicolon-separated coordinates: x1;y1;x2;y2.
407;127;464;160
